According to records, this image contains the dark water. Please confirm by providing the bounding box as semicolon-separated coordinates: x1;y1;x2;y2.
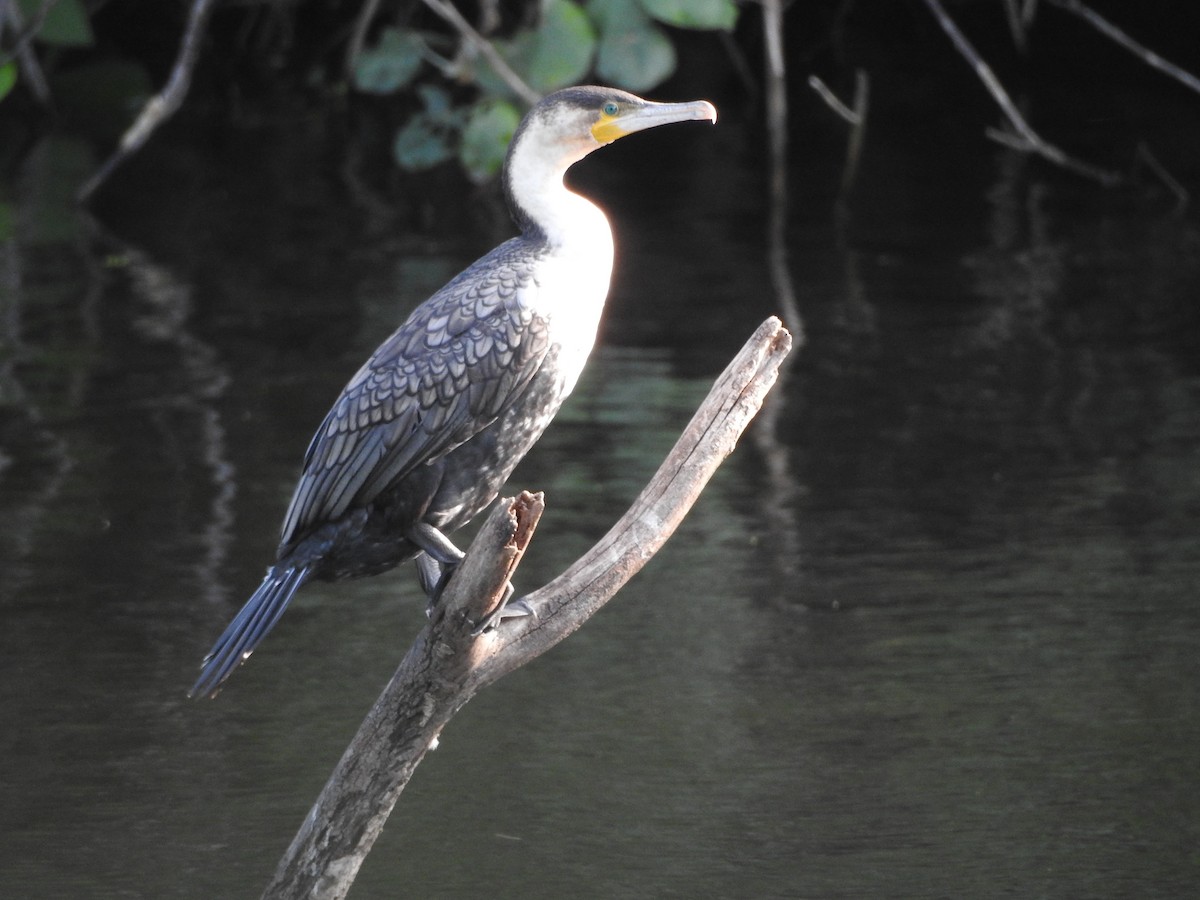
3;90;1199;898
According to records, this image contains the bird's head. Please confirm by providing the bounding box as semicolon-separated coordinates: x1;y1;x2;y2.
514;85;717;166
504;86;717;238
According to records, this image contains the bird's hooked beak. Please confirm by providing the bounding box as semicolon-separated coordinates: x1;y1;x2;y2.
591;98;718;145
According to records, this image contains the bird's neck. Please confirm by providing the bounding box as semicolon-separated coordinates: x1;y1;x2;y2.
504;136;613;259
502;137;614;389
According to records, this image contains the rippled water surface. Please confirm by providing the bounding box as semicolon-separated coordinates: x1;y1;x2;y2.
2;87;1198;898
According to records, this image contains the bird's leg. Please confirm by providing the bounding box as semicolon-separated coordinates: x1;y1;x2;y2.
414;552;445;611
407;523;465;606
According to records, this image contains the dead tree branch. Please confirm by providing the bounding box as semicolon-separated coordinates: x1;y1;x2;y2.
1001;0;1037;53
77;0;218;202
345;0;385;83
1135;142;1189;212
420;0;540;106
261;316;793;900
807;74;861;126
0;0;51;104
808;71;869;195
1046;0;1200;98
920;0;1122;186
761;0;801;343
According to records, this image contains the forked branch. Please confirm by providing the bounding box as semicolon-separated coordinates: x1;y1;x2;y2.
921;0;1121;186
261;316;793;900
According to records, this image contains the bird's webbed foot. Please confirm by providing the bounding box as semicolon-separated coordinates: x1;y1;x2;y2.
470;586;537;636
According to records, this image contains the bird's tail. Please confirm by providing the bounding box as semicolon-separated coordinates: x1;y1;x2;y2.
188;565;310;699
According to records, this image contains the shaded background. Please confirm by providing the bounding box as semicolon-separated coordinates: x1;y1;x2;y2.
2;3;1199;897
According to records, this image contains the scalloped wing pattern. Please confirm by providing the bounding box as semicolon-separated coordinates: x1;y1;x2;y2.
280;240;552;547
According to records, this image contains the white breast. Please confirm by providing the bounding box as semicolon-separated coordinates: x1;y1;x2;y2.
518;192;615;398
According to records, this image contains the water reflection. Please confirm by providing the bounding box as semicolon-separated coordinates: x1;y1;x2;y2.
118;239;237;606
0;245;74;602
1;109;1198;899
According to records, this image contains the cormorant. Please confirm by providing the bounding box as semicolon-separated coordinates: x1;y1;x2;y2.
189;86;717;698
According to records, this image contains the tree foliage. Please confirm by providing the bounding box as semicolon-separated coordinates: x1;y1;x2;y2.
0;0;738;184
349;0;738;177
6;0;1197;200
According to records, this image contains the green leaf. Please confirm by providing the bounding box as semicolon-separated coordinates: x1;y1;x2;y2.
588;0;638;32
472;33;533;101
0;61;17;104
589;0;677;92
18;0;94;46
638;0;738;31
393;115;455;171
353;28;424;95
416;83;461;125
527;0;597;92
460;100;521;183
473;1;595;99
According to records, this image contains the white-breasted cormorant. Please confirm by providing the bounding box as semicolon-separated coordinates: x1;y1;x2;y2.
189;85;717;698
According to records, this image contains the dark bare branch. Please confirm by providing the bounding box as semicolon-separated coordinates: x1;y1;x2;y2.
807;74;861;126
1047;0;1200;97
762;0;802;343
1135;143;1189;213
807;70;869;195
921;0;1121;186
345;0;385;83
1002;0;1028;53
77;0;219;202
0;0;51;103
419;0;540;106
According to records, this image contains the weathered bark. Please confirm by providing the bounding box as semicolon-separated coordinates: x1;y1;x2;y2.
262;316;793;900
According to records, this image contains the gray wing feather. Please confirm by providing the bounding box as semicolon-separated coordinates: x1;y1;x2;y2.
280;240;550;547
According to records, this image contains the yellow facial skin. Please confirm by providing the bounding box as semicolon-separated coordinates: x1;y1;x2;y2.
590;102;628;144
590;98;718;146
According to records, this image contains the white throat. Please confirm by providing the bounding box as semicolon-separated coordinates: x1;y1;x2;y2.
507;129;613;250
505;125;615;394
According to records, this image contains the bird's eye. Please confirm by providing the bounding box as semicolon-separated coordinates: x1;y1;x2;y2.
602;101;619;117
